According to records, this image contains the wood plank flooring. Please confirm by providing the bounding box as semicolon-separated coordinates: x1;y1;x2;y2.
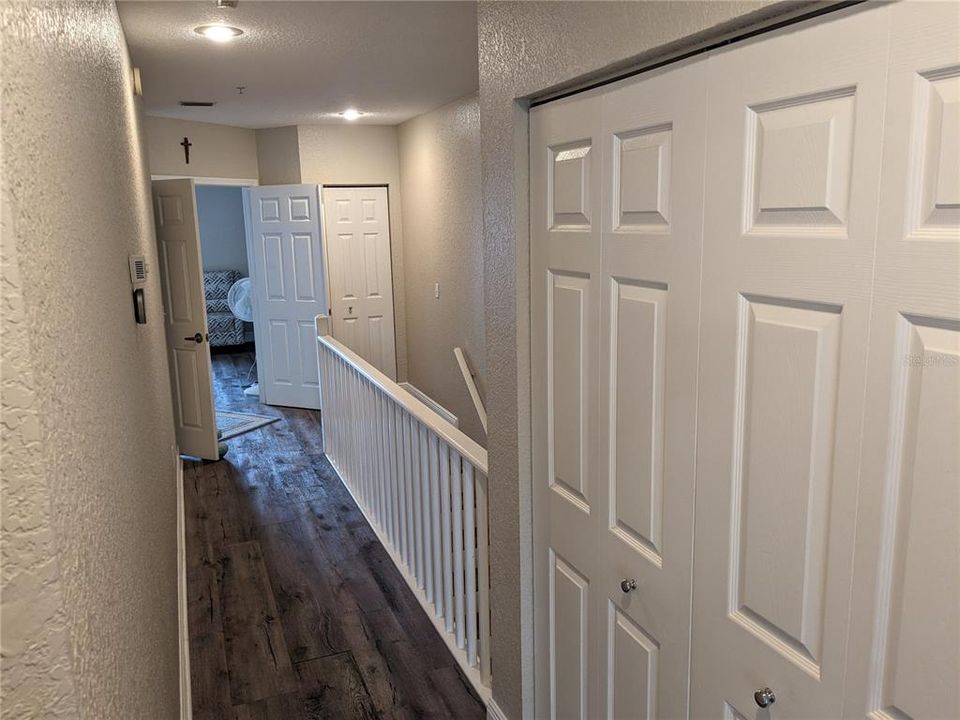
185;349;485;720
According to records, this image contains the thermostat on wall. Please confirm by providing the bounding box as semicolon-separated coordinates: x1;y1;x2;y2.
129;255;148;288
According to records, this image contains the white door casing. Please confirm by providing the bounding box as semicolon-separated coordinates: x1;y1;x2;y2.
248;184;326;409
690;6;891;718
531;57;709;719
844;4;960;719
322;186;398;380
151;178;219;460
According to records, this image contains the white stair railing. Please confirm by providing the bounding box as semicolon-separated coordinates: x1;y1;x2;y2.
316;331;491;697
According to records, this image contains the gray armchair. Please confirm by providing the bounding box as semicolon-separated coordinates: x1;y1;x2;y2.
203;270;245;347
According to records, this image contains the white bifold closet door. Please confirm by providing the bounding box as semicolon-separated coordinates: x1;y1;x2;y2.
531;3;959;719
531;58;708;719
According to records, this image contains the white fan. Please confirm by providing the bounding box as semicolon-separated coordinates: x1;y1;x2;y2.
227;278;259;397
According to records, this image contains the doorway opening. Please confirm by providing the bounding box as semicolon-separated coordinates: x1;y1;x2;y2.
152;178;402;460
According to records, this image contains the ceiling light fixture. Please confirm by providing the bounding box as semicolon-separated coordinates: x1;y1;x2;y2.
194;24;244;42
339;109;363;121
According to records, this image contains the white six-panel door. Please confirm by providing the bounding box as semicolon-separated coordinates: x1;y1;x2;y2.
151;178;219;461
322;186;398;380
248;184;326;409
530;3;959;719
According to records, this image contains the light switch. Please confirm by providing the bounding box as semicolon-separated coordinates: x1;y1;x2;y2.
434;282;440;299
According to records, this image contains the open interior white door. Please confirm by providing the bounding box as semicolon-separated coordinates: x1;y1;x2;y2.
247;184;326;409
151;178;219;460
322;186;398;380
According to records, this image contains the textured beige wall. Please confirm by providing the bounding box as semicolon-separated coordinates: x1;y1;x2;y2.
256;125;302;185
398;95;485;445
477;2;805;716
145;115;259;179
1;2;181;717
297;124;409;381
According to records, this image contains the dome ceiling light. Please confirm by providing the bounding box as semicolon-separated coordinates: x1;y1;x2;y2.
194;24;244;42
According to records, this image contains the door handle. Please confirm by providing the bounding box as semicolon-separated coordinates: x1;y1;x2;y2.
184;332;204;343
754;687;776;708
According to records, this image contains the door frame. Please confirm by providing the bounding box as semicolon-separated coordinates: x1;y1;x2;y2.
321;183;400;380
154;174;258;416
152;174;259;187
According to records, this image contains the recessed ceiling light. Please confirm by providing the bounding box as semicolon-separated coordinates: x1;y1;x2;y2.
339;109;363;121
194;24;244;42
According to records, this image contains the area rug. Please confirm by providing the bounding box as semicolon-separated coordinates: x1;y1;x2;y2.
216;409;279;441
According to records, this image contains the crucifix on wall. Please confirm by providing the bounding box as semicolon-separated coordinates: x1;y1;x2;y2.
180;136;192;164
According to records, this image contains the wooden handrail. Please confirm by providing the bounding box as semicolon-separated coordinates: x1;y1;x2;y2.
317;333;488;473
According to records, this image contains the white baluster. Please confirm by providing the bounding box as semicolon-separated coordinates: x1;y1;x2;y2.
476;470;491;684
439;440;454;633
377;390;388;534
420;423;433;599
428;432;442;615
400;410;412;570
411;421;424;587
451;449;465;649
387;400;400;551
464;461;477;667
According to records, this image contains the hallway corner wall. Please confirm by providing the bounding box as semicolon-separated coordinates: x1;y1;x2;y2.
255;125;302;185
1;2;181;717
398;94;486;445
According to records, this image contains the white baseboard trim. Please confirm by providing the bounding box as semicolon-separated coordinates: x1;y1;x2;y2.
176;452;193;720
487;697;509;720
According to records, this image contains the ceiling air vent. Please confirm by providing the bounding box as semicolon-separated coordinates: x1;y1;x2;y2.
179;101;216;107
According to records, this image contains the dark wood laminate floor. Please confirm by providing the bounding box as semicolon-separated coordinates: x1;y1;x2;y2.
185;349;486;720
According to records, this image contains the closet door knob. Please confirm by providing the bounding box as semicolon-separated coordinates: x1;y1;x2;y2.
620;578;637;593
754;687;776;708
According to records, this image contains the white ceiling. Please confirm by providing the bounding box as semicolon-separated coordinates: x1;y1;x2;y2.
118;1;479;128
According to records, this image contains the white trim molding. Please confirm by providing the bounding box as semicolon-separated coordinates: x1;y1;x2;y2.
487;697;509;720
151;174;259;186
176;452;192;720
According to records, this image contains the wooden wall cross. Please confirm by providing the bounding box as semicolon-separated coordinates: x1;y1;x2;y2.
180;136;192;164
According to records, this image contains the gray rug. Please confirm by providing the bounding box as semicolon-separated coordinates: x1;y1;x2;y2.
216;409;279;441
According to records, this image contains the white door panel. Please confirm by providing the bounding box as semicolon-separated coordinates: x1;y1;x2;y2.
597;60;708;720
532;58;709;719
323;186;398;379
844;4;960;719
152;179;218;460
690;6;891;718
248;184;325;409
532;91;602;720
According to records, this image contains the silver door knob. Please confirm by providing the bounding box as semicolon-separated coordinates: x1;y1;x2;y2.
620;578;637;593
754;687;776;708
